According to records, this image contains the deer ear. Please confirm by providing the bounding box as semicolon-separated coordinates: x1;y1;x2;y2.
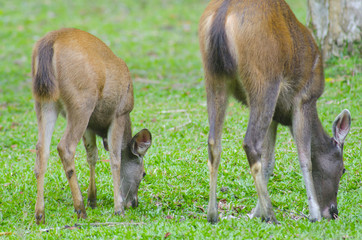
130;129;152;157
332;109;351;146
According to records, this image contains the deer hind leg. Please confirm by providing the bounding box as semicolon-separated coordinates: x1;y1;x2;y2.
292;103;321;222
243;78;281;224
251;121;278;218
82;129;98;209
34;101;59;224
205;75;229;224
57;99;96;220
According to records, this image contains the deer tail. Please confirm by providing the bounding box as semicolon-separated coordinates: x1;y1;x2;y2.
32;37;58;101
207;0;237;77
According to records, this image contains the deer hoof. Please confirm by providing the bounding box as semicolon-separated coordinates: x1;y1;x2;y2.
114;210;125;216
114;205;125;216
75;209;87;219
35;213;45;225
207;215;219;224
207;211;219;224
262;215;279;224
88;198;97;209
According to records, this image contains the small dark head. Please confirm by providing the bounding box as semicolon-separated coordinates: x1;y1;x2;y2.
312;109;351;220
120;129;152;209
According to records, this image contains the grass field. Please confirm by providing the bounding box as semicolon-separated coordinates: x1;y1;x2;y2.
0;0;361;239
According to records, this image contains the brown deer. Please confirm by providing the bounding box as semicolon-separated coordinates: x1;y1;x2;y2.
32;28;152;224
199;0;351;224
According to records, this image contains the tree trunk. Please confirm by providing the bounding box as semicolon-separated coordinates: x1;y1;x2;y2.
307;0;362;60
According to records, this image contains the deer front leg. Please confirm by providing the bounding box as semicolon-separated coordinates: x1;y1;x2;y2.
293;104;321;222
107;114;131;216
251;121;278;218
34;102;58;224
83;130;98;209
206;76;228;224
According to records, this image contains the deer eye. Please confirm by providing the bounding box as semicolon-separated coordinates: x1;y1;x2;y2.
342;168;346;174
142;172;146;178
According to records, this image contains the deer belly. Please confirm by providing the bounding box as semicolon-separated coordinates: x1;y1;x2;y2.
87;107;115;138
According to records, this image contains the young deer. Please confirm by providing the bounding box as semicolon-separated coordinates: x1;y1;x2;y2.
32;28;152;224
199;0;351;224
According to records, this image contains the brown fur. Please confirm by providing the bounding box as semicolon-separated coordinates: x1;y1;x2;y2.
199;0;351;224
32;28;152;224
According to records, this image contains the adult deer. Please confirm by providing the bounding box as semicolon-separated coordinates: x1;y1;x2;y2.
198;0;351;224
32;28;152;224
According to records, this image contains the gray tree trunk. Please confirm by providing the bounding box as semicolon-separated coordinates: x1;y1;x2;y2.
307;0;362;60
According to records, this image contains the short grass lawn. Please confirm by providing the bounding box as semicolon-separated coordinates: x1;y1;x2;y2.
0;0;361;238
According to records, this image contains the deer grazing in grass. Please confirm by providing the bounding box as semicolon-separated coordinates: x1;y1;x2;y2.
199;0;351;224
32;28;152;224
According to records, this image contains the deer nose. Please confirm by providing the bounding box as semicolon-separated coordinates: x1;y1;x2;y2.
329;204;338;220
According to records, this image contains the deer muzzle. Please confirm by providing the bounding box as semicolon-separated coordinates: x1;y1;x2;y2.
322;204;338;220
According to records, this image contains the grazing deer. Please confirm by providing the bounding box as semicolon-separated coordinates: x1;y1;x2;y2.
32;28;152;224
199;0;351;224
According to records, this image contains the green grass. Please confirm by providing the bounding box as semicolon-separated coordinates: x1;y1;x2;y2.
0;0;361;239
